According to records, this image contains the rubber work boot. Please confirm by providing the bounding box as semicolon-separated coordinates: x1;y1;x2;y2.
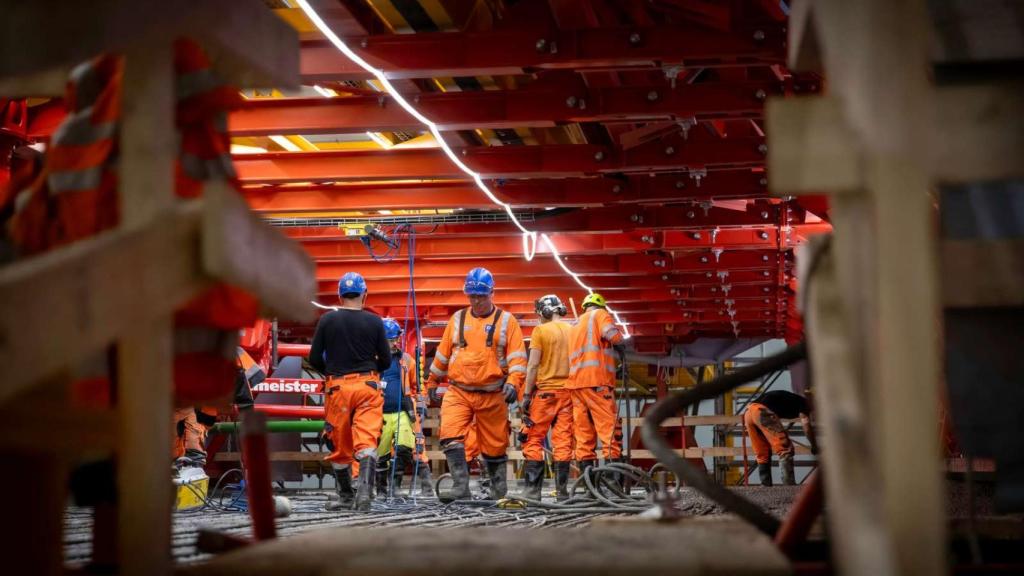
417;464;435;497
521;459;545;501
484;456;509;499
611;456;629;492
354;455;377;511
376;456;391;497
554;461;571;501
440;445;472;502
757;463;773;487
780;454;796;486
394;446;414;493
325;466;355;511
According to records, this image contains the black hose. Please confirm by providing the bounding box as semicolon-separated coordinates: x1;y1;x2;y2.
641;341;807;536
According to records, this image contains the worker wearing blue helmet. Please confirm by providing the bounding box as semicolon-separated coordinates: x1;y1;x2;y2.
309;271;391;511
375;318;432;496
426;267;528;501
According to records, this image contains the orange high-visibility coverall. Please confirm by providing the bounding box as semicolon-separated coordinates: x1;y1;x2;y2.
323;372;385;467
427;308;526;458
172;407;218;460
744;403;794;464
566;307;624;461
522;320;574;461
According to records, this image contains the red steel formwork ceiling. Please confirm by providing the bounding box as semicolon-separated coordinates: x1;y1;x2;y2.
242;0;829;355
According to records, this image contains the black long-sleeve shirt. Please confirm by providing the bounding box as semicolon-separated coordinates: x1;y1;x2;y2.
753;390;811;419
308;309;391;377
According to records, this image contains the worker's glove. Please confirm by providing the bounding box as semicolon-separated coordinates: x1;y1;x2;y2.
612;343;627;360
428;386;442;405
521;392;533;417
401;396;416;420
502;383;517;404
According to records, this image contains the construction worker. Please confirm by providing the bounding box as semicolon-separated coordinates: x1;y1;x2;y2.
520;294;574;501
309;272;391;511
566;292;626;476
744;390;817;486
426;267;527;500
172;407;217;467
375;318;419;496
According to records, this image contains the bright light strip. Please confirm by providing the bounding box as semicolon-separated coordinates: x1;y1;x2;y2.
312;84;337;98
269;135;302;152
295;0;627;335
311;300;339;311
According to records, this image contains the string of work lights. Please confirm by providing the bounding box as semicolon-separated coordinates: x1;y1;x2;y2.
295;0;630;336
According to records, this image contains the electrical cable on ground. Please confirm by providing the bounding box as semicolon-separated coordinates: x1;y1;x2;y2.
641;341;808;536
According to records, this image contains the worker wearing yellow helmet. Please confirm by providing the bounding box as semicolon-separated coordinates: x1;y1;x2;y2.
565;292;626;478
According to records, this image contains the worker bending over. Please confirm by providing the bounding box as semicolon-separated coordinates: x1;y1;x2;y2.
309;272;391;511
567;293;625;476
426;268;527;500
375;318;419;496
744;390;817;486
520;294;574;501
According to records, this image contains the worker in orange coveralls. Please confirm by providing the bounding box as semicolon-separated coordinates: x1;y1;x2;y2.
425;267;527;501
744;390;817;486
566;292;626;477
172;407;218;467
309;272;391;511
519;294;574;501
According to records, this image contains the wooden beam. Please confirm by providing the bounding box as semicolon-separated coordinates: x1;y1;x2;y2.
931;84;1024;182
202;182;316;323
766;96;862;194
0;0;298;93
0;202;209;405
941;239;1024;307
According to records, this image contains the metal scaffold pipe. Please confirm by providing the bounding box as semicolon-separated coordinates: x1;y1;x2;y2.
213;420;325;434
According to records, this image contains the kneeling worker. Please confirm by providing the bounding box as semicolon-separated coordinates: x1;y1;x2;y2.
309;272;391;511
520;294;574;501
744;389;817;486
376;318;419;496
426;267;527;500
567;292;626;475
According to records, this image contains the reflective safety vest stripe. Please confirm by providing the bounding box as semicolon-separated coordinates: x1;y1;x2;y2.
566;308;623;389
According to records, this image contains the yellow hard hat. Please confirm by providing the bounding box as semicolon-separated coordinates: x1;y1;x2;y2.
582;292;607;309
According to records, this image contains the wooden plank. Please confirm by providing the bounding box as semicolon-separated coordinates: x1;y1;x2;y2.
786;0;822;72
117;317;173;576
0;202;209;404
766;96;862;194
0;0;297;90
214;445;814;462
202;182;317;323
942;239;1024;307
931;84;1024;182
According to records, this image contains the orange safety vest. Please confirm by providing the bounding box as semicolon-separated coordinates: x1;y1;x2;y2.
2;39;259;405
566;307;623;389
429;307;527;391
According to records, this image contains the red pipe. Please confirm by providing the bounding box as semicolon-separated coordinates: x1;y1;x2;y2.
774;469;824;557
252;404;325;418
240;411;276;541
277;343;310;357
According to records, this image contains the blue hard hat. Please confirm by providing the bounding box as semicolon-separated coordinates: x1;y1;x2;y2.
338;272;367;297
383;317;403;340
463;267;495;295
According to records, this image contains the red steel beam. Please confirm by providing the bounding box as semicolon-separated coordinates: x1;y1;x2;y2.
243;171;769;212
233;133;765;183
229;80;782;135
300;25;786;81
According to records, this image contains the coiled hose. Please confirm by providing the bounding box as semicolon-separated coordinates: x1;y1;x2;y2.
640;341;808;536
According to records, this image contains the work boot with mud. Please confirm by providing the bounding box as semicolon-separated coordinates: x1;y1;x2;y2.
440;444;472;502
354;454;377;511
780;454;796;486
325;466;355;511
554;460;571;501
484;456;509;499
521;459;545;501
